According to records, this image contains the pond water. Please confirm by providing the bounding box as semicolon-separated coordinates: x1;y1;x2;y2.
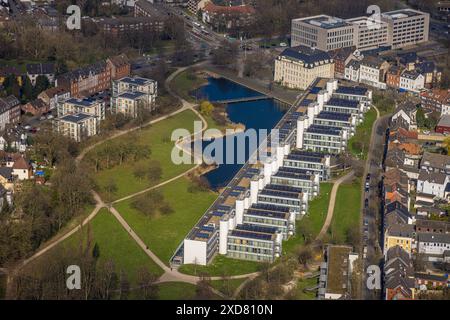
193;77;287;190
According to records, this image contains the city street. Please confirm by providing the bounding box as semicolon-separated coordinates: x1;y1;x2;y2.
361;111;390;300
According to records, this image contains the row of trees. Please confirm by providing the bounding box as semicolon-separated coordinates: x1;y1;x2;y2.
9;234;159;300
2;74;50;104
85;136;151;172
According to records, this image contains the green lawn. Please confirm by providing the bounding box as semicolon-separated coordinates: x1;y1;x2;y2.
157;282;198;300
283;182;333;254
294;277;318;300
114;177;218;265
348;108;377;159
91;110;199;200
178;255;262;277
60;208;164;282
330;179;362;243
171;69;207;102
211;278;246;297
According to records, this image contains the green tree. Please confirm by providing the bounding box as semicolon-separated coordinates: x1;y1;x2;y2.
199;101;214;116
33;75;50;97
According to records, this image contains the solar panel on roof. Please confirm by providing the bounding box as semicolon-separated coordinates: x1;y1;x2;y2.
265;184;303;193
230;230;273;241
326;98;359;108
236;224;278;234
306;125;342;136
246;209;288;219
316;111;352;121
251;203;290;212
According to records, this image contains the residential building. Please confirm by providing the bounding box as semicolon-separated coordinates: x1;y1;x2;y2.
359;56;390;89
399;70;425;93
420;152;450;175
436;114;450;134
318;245;359;300
111;76;158;117
283;150;331;181
381;9;430;49
22;99;49;116
416;61;442;87
38;87;71;111
390;101;418;131
417;232;450;262
56;62;111;97
384;223;415;255
0;96;21;131
26;62;55;86
384;245;415;300
416;219;450;234
226;224;283;263
344;59;361;82
415;273;448;289
54;113;98;142
58;97;105;121
106;54;131;81
420;89;450;115
386;66;403;89
417;169;449;199
202;3;256;31
274;46;334;90
95;16;165;37
329;47;356;78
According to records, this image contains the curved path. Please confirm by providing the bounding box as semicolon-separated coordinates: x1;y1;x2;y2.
316;170;354;240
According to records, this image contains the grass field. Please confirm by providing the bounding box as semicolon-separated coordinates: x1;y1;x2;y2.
348;108;377;159
157;282;198;300
179;255;262;277
211;278;246;297
294;277;318;300
171;70;207;102
330;179;362;243
114;177;218;265
92;110;199;200
39;208;164;284
283;182;333;254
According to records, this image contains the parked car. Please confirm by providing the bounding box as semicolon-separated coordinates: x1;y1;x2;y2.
280;42;288;47
364;199;369;208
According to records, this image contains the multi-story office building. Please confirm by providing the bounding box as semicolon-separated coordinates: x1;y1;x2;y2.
291;15;356;51
111;76;157;117
274;46;334;90
346;16;390;51
291;9;429;52
381;9;429;49
57;97;105;121
54;113;98;142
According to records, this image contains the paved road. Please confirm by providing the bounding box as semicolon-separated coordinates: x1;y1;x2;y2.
360;106;390;300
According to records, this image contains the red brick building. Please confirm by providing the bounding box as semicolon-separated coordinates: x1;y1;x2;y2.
386;66;403;89
420;89;450;115
202;3;256;32
330;47;355;78
106;54;131;81
56;62;111;98
436;114;450;134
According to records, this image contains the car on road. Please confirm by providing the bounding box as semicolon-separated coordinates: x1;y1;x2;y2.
364;218;369;226
280;42;288;47
363;246;367;259
46;115;54;120
364;199;369;208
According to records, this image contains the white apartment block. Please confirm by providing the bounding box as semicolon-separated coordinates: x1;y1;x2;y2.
57;97;105;121
54;113;98;142
291;9;429;52
111;76;157;117
274;46;334;90
399;71;425;93
359;57;389;89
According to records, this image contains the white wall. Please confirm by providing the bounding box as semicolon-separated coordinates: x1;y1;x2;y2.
183;239;208;265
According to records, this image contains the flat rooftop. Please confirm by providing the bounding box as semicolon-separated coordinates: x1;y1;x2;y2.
382;9;426;19
295;15;351;29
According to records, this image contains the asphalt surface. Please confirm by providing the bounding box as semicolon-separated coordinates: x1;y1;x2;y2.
361;112;390;300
